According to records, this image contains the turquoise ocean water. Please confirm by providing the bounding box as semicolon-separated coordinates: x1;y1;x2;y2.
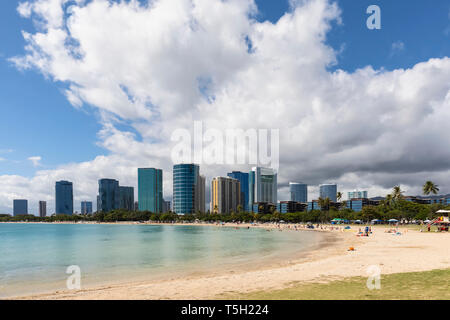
0;223;323;298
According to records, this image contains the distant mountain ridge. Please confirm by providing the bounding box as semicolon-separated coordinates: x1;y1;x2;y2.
369;194;450;201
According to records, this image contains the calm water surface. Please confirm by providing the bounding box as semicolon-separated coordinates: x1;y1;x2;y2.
0;223;323;297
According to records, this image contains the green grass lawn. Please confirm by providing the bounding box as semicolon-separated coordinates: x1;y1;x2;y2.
222;269;450;300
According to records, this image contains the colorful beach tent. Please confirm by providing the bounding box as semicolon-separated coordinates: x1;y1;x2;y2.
331;218;346;224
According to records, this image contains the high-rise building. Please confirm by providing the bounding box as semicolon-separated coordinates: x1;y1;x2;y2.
249;167;277;208
196;175;206;213
81;201;93;214
348;190;368;200
211;176;241;214
227;171;249;211
173;164;205;214
13;199;28;216
39;201;47;217
55;180;73;215
319;183;337;202
97;179;120;212
119;186;134;211
162;200;171;213
289;182;308;203
134;201;139;211
138;168;163;213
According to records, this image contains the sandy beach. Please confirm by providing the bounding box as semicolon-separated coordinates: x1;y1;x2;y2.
9;222;449;300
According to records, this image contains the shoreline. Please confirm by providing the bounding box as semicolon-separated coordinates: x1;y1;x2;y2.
5;222;450;300
4;222;339;300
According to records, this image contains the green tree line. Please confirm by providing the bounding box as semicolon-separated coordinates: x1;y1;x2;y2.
1;182;447;224
0;199;447;224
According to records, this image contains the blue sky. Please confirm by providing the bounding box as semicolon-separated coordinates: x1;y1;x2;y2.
0;1;103;177
0;0;449;214
1;0;449;177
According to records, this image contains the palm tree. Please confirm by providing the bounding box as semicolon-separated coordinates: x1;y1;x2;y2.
317;197;325;210
382;194;394;209
318;197;331;211
392;185;404;201
423;181;439;196
269;206;276;215
336;192;343;209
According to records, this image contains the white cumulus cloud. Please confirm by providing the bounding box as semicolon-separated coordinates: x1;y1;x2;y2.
27;156;42;167
2;0;450;215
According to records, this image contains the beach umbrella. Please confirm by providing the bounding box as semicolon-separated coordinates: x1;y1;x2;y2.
388;219;398;222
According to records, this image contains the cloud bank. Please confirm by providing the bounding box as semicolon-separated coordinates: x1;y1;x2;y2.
3;0;450;214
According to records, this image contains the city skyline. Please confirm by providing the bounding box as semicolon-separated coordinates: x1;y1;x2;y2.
1;0;450;215
7;164;450;216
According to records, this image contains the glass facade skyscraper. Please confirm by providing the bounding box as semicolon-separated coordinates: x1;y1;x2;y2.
55;180;73;215
138;168;163;213
289;182;308;203
173;164;204;215
319;183;337;202
39;201;47;217
119;186;134;211
13;199;28;216
81;201;93;214
98;179;120;212
248;167;277;208
227;171;249;211
162;200;171;213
